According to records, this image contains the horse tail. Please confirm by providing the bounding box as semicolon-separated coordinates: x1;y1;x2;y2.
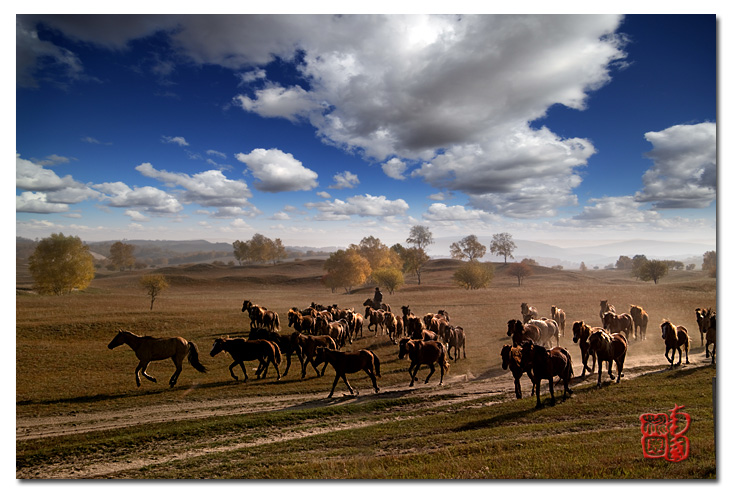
273;342;282;365
372;351;381;378
565;350;574;381
187;342;208;373
273;312;280;331
441;343;450;373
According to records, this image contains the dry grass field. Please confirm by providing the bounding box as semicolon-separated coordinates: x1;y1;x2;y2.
16;259;717;479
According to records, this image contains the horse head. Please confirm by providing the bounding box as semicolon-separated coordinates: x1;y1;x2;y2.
210;337;227;357
572;321;586;343
107;330;127;349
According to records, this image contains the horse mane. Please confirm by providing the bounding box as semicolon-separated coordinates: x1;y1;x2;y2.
589;330;613;355
661;320;678;340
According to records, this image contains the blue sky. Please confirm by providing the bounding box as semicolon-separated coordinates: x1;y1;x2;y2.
15;12;718;250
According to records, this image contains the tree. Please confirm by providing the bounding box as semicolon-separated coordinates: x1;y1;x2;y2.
271;238;287;264
507;261;533;286
232;239;251;265
28;233;95;295
323;248;371;294
355;236;402;273
636;260;669;284
703;250;717;278
579;262;587;272
615;255;633;270
140;274;169;310
372;266;405;294
108;241;136;271
490;232;516;264
450;234;487;261
406;225;434;251
631;255;648;279
401;246;430;285
453;261;494;290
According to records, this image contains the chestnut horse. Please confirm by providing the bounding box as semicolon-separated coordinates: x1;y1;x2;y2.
507;319;541;347
660;321;690;368
294;332;338;379
313;347;381;398
571;321;598;378
364;306;386;335
108;330;207;387
599;300;616;327
603;311;634;340
629;305;649;341
398;338;450;387
363;298;390;312
520;341;574;408
587;330;627;388
210;337;281;382
447;325;467;361
695;307;714;348
500;344;534;399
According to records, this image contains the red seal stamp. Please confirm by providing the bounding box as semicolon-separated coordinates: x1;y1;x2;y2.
640;404;691;462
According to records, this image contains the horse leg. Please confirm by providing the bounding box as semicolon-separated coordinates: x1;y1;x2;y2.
548;378;556;405
367;369;380;394
409;363;420;387
439;363;445;386
616;358;624;384
534;379;542;408
228;361;240;381
270;355;281;380
424;363;436;384
239;361;250;382
607;359;615;380
328;374;341;398
341;374;357;395
169;356;183;388
596;361;603;388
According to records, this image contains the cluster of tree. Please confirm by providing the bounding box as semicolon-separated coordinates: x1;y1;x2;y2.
322;226;434;294
28;233;95;295
232;234;287;265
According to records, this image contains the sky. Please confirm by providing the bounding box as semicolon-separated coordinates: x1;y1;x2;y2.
14;11;719;251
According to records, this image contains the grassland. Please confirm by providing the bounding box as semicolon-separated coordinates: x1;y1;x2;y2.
16;259;717;478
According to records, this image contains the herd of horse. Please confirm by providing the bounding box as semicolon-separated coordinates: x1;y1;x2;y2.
107;298;717;408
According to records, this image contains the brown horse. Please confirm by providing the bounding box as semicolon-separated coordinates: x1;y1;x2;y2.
660;321;690;368
520;341;574;408
571;321;598;378
363;298;390;312
242;300;267;329
346;310;364;340
288;309;316;334
108;330;207;388
447;325;466;360
695;307;714;349
629;305;649;341
313;347;381;398
521;303;538;323
500;343;534;399
507;319;541;346
599;300;616;327
364;306;386;335
587;330;627;388
398;338;450;387
294;332;338;379
406;315;424;339
248;327;300;377
603;311;634;340
210;337;281;382
551;306;566;337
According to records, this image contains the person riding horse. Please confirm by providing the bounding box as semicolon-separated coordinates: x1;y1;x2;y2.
374;287;383;305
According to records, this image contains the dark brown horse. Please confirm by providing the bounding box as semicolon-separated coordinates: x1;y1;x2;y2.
248;327;300;377
447;325;466;360
313;347;381;398
398;338;449;387
587;330;627;388
288;309;316;334
500;343;534;399
660;321;690;368
603;311;634;340
571;321;598;378
629;305;649;341
364;306;386;335
108;330;207;387
507;319;541;346
363;298;390;312
210;337;281;382
695;307;714;349
294;332;337;378
520;341;574;408
599;300;616;327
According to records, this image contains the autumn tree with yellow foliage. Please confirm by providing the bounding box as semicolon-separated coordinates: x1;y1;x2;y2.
29;233;95;295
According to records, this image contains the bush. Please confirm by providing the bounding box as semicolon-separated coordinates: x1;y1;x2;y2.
453;261;494;290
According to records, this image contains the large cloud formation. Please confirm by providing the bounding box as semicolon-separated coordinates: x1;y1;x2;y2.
17;14;630;222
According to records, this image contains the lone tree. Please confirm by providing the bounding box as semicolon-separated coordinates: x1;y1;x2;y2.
323;248;371;294
450;234;487;261
406;225;434;251
507;261;533;286
29;233;95;295
453;261;494;290
140;274;169;310
636;260;669;284
405;225;433;285
490;232;516;264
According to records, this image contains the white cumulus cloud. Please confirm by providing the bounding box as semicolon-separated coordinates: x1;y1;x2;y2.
235;148;318;192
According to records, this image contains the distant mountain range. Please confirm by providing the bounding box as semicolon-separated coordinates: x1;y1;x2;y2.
17;236;715;270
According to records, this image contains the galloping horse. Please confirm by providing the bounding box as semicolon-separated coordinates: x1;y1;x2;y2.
108;330;207;388
603;311;634;340
210;337;282;382
507;319;541;346
398;338;450;387
535;318;560;347
587;330;627;388
313;347;381;398
500;344;533;399
660;321;690;368
521;303;538;323
551;306;566;337
599;300;616;327
629;305;649;341
364;306;386;335
695;307;714;348
363;298;390;312
571;321;598;378
520;341;574;408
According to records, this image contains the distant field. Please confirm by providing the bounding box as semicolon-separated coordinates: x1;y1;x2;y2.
16;259;717;478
